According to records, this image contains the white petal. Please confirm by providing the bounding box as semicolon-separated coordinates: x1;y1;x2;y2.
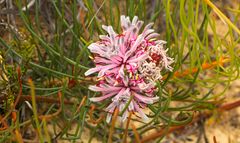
143;23;154;32
84;67;101;76
121;110;128;122
106;113;112;123
132;16;138;25
102;25;108;32
133;101;149;122
144;29;154;37
145;33;160;40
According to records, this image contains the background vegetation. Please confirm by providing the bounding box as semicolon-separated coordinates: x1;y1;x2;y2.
0;0;240;142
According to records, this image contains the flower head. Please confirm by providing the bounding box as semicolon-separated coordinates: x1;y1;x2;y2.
85;15;174;123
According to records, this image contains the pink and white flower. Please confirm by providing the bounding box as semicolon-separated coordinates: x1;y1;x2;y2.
85;15;174;123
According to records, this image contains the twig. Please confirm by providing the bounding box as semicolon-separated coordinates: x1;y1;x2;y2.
140;99;240;142
89;105;104;124
213;136;217;143
108;108;119;143
0;95;112;114
13;66;22;108
0;95;72;105
38;92;62;120
218;99;240;111
0;115;8;131
123;112;132;143
14;129;23;143
11;110;17;122
12;67;23;143
76;5;89;39
163;57;230;80
74;96;87;115
131;124;141;143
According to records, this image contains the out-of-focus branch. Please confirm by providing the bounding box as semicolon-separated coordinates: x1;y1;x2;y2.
108;108;119;143
162;56;230;80
38;92;62;120
140;98;240;142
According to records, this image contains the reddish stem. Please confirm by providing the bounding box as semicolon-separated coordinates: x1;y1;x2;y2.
140;99;240;142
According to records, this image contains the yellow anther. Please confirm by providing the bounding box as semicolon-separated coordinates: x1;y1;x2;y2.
89;56;94;60
149;38;156;42
135;74;139;80
129;72;133;78
96;77;105;81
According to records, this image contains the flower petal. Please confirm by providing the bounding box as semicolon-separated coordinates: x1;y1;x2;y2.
98;64;119;77
90;91;118;102
133;92;159;104
89;85;122;92
133;101;149;122
128;53;149;63
84;66;102;76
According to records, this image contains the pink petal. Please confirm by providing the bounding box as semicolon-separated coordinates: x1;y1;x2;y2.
133;101;149;122
89;85;122;92
107;66;121;74
109;55;122;63
90;91;118;102
118;65;125;78
133;92;159;104
112;88;128;102
94;57;115;64
98;64;119;77
127;53;149;63
106;102;118;123
124;35;144;62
